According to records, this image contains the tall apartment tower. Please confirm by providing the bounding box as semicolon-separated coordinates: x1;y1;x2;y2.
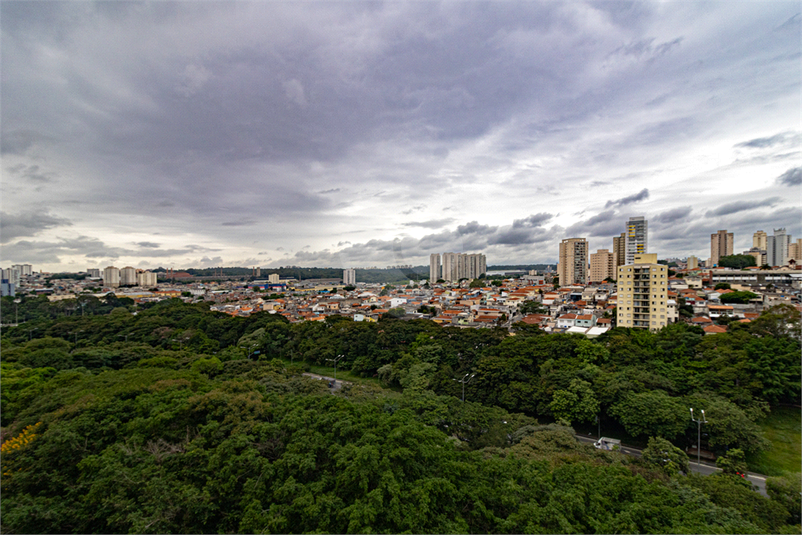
612;233;626;272
686;256;699;270
788;239;802;262
429;254;441;282
710;230;734;266
11;264;32;277
137;271;158;287
625;217;648;265
753;230;767;250
103;266;121;288
343;268;356;286
589;249;615;282
616;253;669;331
558;238;588;285
466;253;486;279
766;228;792;267
120;266;137;286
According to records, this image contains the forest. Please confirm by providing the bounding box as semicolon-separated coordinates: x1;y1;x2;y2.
1;295;800;533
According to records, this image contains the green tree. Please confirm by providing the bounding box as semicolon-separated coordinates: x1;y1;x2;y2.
549;379;599;424
717;255;756;269
719;291;758;304
715;448;748;475
714;282;731;290
610;390;687;439
641;436;690;475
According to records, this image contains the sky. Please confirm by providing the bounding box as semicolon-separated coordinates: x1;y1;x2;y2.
1;1;800;273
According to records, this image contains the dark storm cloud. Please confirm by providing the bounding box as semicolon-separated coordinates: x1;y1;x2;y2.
222;220;256;227
705;197;782;217
776;167;801;186
1;210;72;243
284;213;561;266
512;213;553;228
735;132;798;149
402;219;455;229
318;188;340;194
653;206;693;224
605;188;649;208
135;242;160;248
565;210;622;238
6;164;55;183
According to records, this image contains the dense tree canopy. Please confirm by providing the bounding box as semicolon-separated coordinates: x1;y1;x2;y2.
1;300;799;533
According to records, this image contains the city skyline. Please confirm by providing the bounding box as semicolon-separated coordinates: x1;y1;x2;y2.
2;2;800;272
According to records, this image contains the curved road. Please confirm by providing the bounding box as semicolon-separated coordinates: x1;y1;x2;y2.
574;435;767;495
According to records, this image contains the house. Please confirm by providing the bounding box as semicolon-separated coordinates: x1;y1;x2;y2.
556;313;578;329
575;314;597;328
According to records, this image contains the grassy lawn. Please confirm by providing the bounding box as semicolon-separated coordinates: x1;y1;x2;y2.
746;406;801;476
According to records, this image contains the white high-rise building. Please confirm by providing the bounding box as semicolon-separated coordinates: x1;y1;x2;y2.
2;268;21;286
429;254;441;282
440;252;486;282
766;228;792;267
120;266;137;286
625;217;648;265
137;271;158;287
103;266;121;288
12;264;32;277
343;268;356;286
87;268;101;278
268;273;280;284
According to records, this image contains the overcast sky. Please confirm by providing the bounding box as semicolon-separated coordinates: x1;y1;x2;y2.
2;1;800;272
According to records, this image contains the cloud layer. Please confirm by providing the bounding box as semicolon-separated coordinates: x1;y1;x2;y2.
1;2;800;270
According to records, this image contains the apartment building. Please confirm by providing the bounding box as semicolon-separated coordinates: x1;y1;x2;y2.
710;230;733;266
589;249;614;282
612;233;626;272
558;238;588;285
429;254;441;282
103;266;121;288
438;252;486;282
625;217;647;265
616;253;669;331
766;228;792;267
343;268;356;286
753;230;767;250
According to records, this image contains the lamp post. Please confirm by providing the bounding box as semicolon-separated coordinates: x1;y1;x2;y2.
72;330;84;351
117;334;129;343
326;354;345;383
690;408;708;466
14;299;20;325
453;373;476;403
28;328;37;341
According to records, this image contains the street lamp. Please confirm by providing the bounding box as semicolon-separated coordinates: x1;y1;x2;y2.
453;373;476;403
14;298;20;325
690;408;708;466
326;354;345;383
117;334;129;343
72;330;84;350
28;328;38;341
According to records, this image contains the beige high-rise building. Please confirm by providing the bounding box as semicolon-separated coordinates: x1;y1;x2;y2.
589;249;615;282
753;230;767;250
268;273;280;284
616;253;668;331
120;266;137;286
686;256;699;270
788;239;802;262
612;233;626;272
558;238;588;285
103;266;120;288
710;230;734;266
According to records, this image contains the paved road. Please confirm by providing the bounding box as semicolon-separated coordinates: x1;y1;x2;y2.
575;435;767;495
302;372;350;391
